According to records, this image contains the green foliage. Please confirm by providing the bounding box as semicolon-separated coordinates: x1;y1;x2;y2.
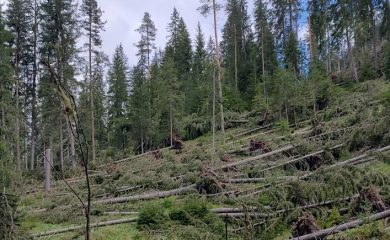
319;208;342;228
137;203;168;230
276;120;290;135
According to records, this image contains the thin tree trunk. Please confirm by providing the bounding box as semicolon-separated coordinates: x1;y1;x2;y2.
346;27;358;82
212;0;225;139
170;102;173;147
261;37;267;107
89;10;96;163
212;68;216;161
60;114;64;173
30;0;38;170
234;25;238;91
1;83;5;142
44;148;52;194
15;39;21;171
67;119;76;167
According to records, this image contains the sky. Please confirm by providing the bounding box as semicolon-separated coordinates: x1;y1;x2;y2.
96;0;246;65
0;0;308;66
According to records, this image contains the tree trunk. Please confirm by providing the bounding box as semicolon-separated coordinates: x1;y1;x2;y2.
89;10;96;163
1;83;5;142
32;217;138;238
212;68;216;161
95;184;197;204
234;25;238;91
346;27;358;82
15;39;21;171
30;0;38;170
293;209;390;240
67;119;76;167
212;0;225;139
60;114;64;173
217;145;294;170
44;148;52;194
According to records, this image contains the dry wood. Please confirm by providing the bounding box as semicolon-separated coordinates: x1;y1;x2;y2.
216;145;294;170
292;209;390;240
31;217;138;238
94;184;197;204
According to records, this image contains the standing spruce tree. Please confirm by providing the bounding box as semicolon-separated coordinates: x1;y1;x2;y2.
39;0;79;168
221;0;251;94
254;0;277;106
272;0;301;74
6;0;33;171
107;44;129;151
29;0;39;170
157;56;183;146
129;12;156;153
135;12;157;77
80;0;105;162
330;0;358;82
0;4;13;151
166;8;192;113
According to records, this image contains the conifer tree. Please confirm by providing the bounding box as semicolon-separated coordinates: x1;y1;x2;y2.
39;0;79;167
81;0;105;162
107;44;129;151
6;0;33;171
135;12;157;77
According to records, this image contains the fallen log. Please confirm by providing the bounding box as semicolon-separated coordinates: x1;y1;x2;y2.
292;209;390;240
222;176;297;184
259;143;345;173
31;217;138;238
301;145;390;179
216;145;294;170
94;184;197;204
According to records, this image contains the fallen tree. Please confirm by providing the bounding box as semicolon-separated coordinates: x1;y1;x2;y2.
292;209;390;240
31;217;138;238
216;145;294;170
94;184;197;204
259;143;345;173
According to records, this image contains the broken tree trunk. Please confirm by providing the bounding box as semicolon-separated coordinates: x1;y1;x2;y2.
94;184;197;204
31;217;138;238
292;209;390;240
216;145;294;170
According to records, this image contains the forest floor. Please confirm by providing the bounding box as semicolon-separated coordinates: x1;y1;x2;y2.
17;79;390;239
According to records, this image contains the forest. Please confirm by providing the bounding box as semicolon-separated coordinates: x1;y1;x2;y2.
1;0;390;239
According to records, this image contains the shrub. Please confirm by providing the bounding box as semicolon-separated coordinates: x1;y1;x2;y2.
137;203;168;230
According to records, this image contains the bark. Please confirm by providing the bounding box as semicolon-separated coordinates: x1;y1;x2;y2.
292;209;390;240
1;83;5;142
234;25;238;91
94;184;197;204
216;145;294;170
31;217;138;238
